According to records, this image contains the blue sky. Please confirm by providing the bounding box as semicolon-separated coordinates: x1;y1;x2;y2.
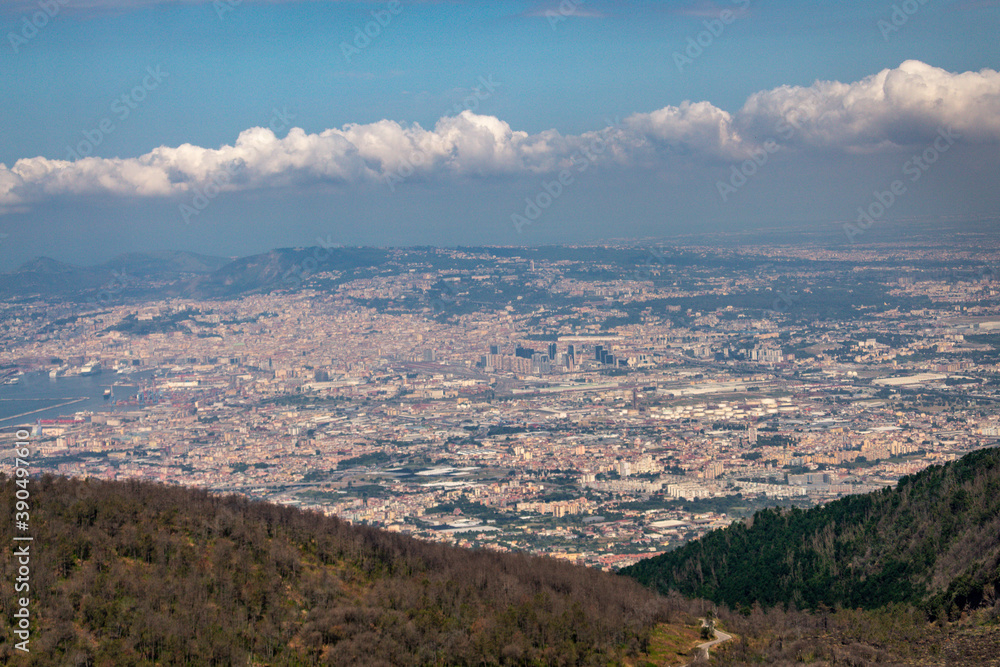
1;0;999;268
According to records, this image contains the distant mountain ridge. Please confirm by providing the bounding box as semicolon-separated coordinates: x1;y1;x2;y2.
12;250;229;277
0;247;395;301
0;250;231;300
15;256;80;274
622;446;1000;620
187;246;391;297
97;250;232;277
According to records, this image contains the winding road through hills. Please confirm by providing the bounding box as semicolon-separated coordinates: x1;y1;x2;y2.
685;620;733;665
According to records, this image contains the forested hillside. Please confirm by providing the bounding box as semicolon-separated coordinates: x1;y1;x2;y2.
623;446;1000;619
0;475;680;666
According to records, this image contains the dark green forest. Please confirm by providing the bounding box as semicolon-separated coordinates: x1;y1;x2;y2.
6;448;1000;665
0;475;683;666
622;447;1000;620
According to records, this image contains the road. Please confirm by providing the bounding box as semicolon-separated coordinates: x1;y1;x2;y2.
685;620;733;665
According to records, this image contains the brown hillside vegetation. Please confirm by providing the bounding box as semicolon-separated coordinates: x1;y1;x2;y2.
1;475;705;666
709;603;1000;666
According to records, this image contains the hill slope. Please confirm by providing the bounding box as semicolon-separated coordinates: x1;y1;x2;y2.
99;250;231;278
186;246;390;297
0;475;677;666
622;446;1000;618
0;252;228;301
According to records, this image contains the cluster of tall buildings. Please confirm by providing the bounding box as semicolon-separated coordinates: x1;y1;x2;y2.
594;344;622;367
481;342;571;374
479;341;629;374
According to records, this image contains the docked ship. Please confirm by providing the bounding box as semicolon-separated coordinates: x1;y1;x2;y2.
80;363;102;376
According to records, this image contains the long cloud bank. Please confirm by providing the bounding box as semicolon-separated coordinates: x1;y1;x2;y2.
1;60;998;213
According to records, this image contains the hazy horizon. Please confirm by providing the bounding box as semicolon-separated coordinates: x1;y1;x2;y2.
2;1;999;269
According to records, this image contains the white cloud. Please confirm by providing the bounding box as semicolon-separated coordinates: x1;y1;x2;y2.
735;60;1000;151
1;60;998;212
625;100;743;160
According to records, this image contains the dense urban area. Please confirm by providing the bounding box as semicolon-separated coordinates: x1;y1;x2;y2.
3;236;1000;570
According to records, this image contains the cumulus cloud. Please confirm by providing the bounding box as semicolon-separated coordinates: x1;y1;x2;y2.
625;100;743;160
1;60;998;212
734;60;1000;151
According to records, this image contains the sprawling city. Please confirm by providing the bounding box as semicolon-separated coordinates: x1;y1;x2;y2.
4;233;999;572
4;0;1000;662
